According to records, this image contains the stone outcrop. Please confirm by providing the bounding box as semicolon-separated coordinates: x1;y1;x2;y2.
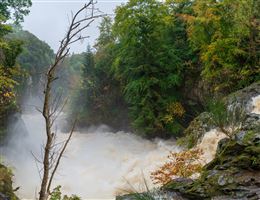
164;82;260;199
117;81;260;200
177;112;215;148
165;130;260;199
178;81;260;149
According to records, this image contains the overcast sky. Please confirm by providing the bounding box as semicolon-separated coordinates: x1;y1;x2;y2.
22;0;127;53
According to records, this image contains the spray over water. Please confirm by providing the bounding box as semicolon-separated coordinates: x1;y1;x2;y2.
2;111;180;199
5;94;259;198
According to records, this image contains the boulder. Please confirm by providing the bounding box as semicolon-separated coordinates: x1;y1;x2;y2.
178;81;260;149
177;112;215;148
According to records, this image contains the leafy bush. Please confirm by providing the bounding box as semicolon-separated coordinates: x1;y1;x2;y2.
0;163;18;200
50;186;80;200
151;149;203;186
0;26;24;142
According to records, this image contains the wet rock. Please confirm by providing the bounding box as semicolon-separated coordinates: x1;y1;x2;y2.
234;131;247;145
218;175;228;186
165;129;260;199
243;114;260;132
177;112;215;148
226;81;260;111
216;138;230;154
119;82;260;200
179;81;260;149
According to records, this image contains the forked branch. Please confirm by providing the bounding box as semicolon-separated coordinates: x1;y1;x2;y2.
38;1;105;200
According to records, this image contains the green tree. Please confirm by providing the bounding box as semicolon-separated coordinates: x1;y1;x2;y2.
185;0;260;93
69;46;96;126
0;0;31;141
0;39;23;141
50;186;80;200
95;16;114;51
0;0;32;23
68;17;130;130
91;17;129;129
7;28;54;96
112;0;189;137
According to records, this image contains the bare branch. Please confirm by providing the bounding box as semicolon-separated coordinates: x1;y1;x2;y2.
47;119;77;194
38;1;104;199
68;36;90;45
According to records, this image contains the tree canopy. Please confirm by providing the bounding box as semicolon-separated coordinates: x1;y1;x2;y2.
0;0;32;23
1;0;259;139
0;0;32;140
68;0;259;137
184;0;260;92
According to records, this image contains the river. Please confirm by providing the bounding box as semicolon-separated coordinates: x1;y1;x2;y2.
2;112;180;199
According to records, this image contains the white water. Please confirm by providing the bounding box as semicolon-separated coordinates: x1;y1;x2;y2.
251;95;260;114
2;112;181;199
4;93;259;199
197;129;226;164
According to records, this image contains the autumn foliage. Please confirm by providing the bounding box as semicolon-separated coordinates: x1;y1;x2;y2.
151;148;203;186
163;102;185;124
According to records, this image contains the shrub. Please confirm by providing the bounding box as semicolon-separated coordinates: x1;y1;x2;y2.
151;149;203;186
50;186;80;200
0;163;18;200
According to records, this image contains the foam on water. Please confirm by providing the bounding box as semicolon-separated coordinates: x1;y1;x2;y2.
2;113;180;199
197;129;226;164
6;93;254;198
251;95;260;114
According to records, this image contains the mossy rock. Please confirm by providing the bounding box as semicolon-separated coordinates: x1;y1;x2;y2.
225;81;260;111
165;130;260;199
177;112;214;149
178;81;260;149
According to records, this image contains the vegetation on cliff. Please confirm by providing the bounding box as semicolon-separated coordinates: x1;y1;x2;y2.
0;0;32;142
117;82;260;200
164;129;260;199
7;28;54;97
68;0;259;137
0;163;17;200
0;0;259;199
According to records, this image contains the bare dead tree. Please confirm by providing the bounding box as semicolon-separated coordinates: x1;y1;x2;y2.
38;1;105;200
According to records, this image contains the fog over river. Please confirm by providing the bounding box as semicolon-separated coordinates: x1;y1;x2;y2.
3;94;252;199
2;111;180;199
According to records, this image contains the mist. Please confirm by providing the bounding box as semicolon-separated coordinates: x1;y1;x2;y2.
1;100;180;199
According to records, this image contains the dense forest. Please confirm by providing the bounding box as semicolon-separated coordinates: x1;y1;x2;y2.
1;0;259;139
0;0;32;142
68;0;259;138
0;0;259;199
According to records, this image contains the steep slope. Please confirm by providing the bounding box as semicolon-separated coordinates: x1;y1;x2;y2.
164;82;260;199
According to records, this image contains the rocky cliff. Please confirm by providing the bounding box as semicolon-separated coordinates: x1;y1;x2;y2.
117;82;260;200
164;82;260;199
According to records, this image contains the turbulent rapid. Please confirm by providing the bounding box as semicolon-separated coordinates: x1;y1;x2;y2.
2;112;180;199
4;93;259;199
